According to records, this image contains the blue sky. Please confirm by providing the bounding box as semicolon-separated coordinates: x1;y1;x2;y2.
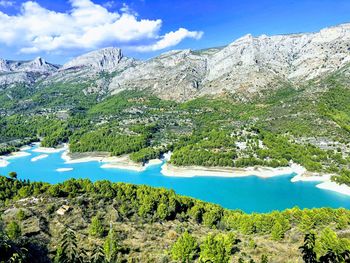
0;0;349;64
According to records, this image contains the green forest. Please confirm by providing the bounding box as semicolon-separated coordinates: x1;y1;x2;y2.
1;175;350;262
1;80;350;186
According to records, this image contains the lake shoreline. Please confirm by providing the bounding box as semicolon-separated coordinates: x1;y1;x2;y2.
160;162;306;178
291;172;332;182
316;181;350;196
0;151;32;167
161;163;350;197
2;143;350;198
61;149;162;172
290;172;350;197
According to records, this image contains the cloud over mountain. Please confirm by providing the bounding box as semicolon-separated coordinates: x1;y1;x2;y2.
0;0;203;54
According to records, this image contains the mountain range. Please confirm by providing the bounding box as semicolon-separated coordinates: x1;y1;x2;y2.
1;23;350;101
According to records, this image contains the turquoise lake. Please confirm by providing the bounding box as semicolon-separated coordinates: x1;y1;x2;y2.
1;146;350;213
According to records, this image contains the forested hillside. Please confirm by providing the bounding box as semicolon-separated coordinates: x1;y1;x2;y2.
1;175;350;262
2;64;350;185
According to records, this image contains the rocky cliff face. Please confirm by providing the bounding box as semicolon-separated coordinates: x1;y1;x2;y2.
0;57;58;73
60;47;138;73
201;24;350;95
40;47;139;95
108;23;350;100
109;49;209;101
0;57;58;87
1;23;350;100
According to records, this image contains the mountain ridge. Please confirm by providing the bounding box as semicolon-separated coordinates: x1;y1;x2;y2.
0;57;59;88
1;23;350;101
0;57;59;73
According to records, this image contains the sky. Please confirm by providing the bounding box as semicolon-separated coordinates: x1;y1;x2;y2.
0;0;349;64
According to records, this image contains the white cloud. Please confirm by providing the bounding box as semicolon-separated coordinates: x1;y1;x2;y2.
135;28;203;52
0;0;14;7
0;0;203;54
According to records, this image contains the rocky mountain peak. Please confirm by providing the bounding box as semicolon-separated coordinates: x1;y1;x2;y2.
234;33;254;43
33;57;44;66
107;23;350;101
61;47;133;72
2;23;350;101
0;57;58;74
0;57;58;87
23;57;58;73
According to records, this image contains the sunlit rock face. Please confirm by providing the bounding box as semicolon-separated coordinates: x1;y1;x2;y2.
2;24;350;100
60;47;137;73
0;57;58;86
108;23;350;100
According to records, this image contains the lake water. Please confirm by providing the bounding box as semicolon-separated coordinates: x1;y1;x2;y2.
1;146;350;213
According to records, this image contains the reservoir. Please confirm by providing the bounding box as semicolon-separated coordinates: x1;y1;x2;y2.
1;145;350;213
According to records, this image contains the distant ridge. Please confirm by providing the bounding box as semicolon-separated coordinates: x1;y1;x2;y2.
1;23;350;101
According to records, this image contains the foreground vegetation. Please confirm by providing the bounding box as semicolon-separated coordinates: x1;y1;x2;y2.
1;175;350;262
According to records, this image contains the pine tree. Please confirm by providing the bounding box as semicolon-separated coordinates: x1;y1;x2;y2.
104;229;121;263
156;203;169;220
299;214;314;233
199;234;231;263
271;222;284;241
315;228;339;256
171;231;198;262
299;233;317;263
57;229;86;263
89;216;105;237
90;243;105;263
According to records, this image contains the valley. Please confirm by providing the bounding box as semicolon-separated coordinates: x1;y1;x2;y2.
1;22;350;262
